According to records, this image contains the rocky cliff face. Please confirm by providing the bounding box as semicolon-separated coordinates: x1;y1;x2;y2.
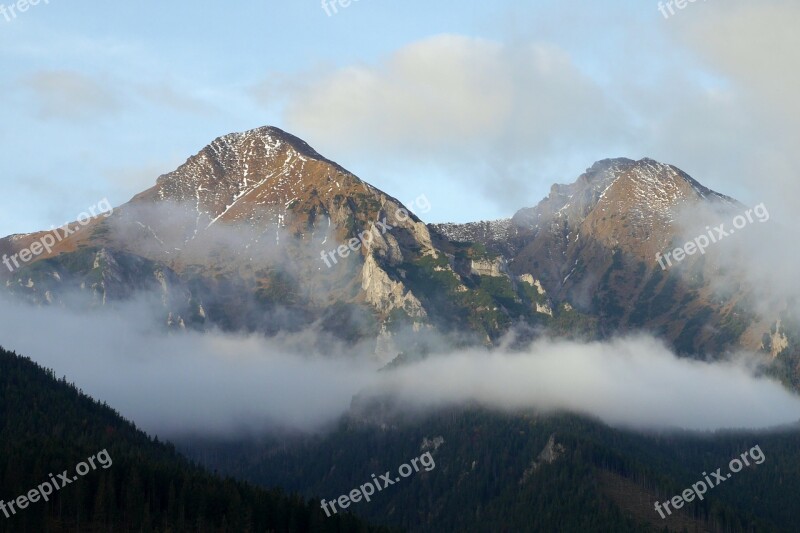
361;254;427;319
469;257;508;277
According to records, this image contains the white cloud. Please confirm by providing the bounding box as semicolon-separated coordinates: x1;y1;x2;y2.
368;335;800;431
668;0;800;213
270;34;626;210
0;295;797;438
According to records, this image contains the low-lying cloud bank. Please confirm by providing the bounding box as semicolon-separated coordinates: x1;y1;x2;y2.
368;336;800;431
0;298;798;438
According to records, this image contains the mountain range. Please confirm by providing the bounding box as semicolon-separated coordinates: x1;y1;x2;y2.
1;126;796;381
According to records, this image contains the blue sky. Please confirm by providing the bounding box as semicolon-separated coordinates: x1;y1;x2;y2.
2;0;798;234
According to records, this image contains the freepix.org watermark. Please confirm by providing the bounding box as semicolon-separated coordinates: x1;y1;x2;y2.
656;203;769;271
654;445;765;520
321;0;362;17
0;0;49;23
1;449;112;519
320;194;431;268
2;198;113;274
320;451;436;517
658;0;707;20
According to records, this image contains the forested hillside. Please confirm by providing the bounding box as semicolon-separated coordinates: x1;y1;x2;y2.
0;346;389;533
186;410;800;532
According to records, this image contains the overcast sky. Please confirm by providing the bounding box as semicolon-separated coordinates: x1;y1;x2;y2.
1;0;798;233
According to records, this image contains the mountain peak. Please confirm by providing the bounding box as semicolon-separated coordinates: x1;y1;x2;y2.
210;126;329;162
583;157;731;202
584;157;636;175
494;156;739;262
127;125;362;228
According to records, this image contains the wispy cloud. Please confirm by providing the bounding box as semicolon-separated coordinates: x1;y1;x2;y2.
21;70;122;121
136;82;219;115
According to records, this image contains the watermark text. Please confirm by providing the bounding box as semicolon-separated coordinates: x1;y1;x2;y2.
2;198;113;274
321;451;436;517
1;449;112;519
656;203;769;270
654;445;765;519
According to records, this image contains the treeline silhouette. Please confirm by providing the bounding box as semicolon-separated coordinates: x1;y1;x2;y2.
0;346;391;533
